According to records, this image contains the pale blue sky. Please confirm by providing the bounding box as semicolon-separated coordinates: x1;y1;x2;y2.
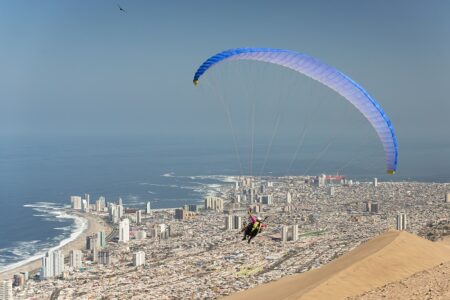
0;1;449;164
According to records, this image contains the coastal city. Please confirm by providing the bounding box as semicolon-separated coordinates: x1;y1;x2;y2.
1;175;449;299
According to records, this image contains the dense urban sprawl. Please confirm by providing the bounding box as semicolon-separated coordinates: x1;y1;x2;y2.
3;175;450;300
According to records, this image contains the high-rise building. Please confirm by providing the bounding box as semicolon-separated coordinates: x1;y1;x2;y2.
329;187;335;196
373;178;378;187
260;184;267;194
13;273;27;288
204;197;224;211
136;210;142;224
41;252;53;279
286;192;292;204
97;231;107;249
370;202;379;213
174;209;195;220
260;195;273;205
98;250;110;265
86;235;98;250
188;204;199;212
133;251;145;267
317;174;326;187
96;196;106;212
396;213;407;231
146;201;151;214
149;224;171;239
281;225;298;243
233;215;243;230
71;196;82;210
84;193;90;205
365;201;372;213
69;250;83;269
119;219;130;243
292;224;299;242
251;205;262;213
224;215;233;230
446;193;450;203
108;203;120;224
82;199;89;212
41;250;64;279
118;197;123;206
117;205;124;219
0;279;13;300
249;189;255;203
174;209;184;220
281;226;288;243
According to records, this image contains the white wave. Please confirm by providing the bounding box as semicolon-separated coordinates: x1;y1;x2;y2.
207;184;221;188
0;204;88;274
127;195;139;201
168;174;238;183
162;172;174;177
54;226;72;231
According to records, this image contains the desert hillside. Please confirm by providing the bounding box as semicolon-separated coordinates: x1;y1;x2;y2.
223;230;450;300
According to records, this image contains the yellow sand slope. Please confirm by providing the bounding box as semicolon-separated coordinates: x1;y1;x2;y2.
224;230;450;300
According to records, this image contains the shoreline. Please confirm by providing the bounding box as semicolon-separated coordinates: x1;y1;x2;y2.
0;212;112;281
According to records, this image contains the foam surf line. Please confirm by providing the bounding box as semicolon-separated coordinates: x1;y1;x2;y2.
0;203;88;273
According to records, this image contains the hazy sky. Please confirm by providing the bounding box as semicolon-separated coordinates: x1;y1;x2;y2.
1;1;449;145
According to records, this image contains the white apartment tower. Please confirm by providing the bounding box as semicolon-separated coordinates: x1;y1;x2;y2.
136;210;142;224
146;201;151;214
0;279;13;300
98;250;111;265
117;205;124;219
119;219;130;243
84;193;90;206
224;215;233;230
69;250;83;269
292;224;299;242
96;196;106;212
204;197;224;211
281;225;299;243
396;213;407;231
286;192;292;204
281;226;288;243
329;187;335;196
133;251;145;267
41;250;64;279
71;196;82;210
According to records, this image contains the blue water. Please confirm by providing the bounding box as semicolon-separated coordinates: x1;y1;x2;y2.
0;135;449;270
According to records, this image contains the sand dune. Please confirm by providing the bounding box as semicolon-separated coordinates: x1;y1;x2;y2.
223;230;450;300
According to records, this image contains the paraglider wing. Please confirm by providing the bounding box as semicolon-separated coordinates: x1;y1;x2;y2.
193;48;398;174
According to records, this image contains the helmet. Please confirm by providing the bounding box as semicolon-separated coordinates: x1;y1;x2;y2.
256;216;262;222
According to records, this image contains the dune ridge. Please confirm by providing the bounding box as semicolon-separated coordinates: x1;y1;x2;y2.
224;230;450;300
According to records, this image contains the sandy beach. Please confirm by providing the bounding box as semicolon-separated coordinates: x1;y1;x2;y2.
0;212;111;281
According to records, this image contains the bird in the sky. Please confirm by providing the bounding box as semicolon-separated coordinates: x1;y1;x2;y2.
117;4;127;13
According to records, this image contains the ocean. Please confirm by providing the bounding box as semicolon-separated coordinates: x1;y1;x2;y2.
0;135;448;271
